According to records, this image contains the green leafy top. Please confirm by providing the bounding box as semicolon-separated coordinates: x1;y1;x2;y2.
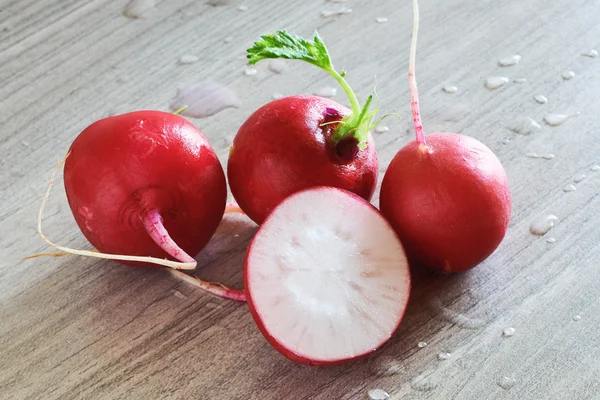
247;30;378;150
248;30;332;70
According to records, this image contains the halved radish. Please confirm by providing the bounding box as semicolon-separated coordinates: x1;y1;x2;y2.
244;187;411;365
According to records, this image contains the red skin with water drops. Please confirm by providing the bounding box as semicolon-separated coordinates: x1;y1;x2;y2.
227;95;378;224
379;133;511;272
64;110;227;267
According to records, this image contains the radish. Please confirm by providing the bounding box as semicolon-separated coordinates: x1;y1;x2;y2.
227;31;379;224
245;187;411;365
379;0;511;272
35;110;245;301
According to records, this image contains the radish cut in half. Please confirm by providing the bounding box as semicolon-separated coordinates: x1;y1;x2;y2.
245;187;411;365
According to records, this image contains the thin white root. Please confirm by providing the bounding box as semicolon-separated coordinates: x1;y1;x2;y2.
34;153;196;270
22;251;70;260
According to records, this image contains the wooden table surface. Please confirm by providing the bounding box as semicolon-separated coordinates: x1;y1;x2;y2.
2;0;599;398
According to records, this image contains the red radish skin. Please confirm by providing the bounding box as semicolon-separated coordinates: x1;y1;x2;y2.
245;187;410;365
380;134;511;272
379;0;511;272
228;95;378;224
63;110;227;267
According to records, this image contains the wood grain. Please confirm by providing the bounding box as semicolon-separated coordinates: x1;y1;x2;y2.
1;0;599;399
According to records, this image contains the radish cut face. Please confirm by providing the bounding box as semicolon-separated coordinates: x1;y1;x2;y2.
245;187;410;365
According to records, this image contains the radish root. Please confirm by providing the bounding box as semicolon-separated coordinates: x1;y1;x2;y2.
166;201;248;301
169;269;246;302
30;153;248;301
31;153;196;270
142;210;197;264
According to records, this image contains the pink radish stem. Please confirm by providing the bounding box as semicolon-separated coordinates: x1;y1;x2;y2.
141;210;197;264
409;0;426;145
142;209;247;302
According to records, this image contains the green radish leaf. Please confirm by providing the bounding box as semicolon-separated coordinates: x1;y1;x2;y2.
247;30;332;70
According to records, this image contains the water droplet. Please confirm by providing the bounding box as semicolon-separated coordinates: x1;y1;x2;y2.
170;81;241;118
561;71;575;80
313;86;337;98
563;184;577;192
375;125;389;134
244;67;258;76
172;290;187;299
223;36;233;43
573;315;581;321
498;55;521;67
544;112;580;126
573;174;586;183
437;352;452;360
20;140;30;147
123;0;155;19
582;49;598;58
411;373;439;392
529;214;559;236
418;341;427;348
485;76;509;90
546;237;556;243
514;78;528;83
178;54;199;64
526;152;554;160
321;7;352;17
376;17;388;23
268;59;287;74
442;85;458;93
429;297;485;329
369;356;404;376
498;376;516;390
591;165;600;171
367;389;390;400
272;93;285;100
534;94;548;104
237;5;248;11
502;327;516;337
507;117;542;135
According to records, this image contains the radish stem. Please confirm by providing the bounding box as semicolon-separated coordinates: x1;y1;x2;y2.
409;0;426;145
172;105;188;115
327;68;361;117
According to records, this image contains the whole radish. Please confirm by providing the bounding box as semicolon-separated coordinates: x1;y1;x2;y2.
379;0;511;272
228;31;379;224
38;110;244;300
244;187;411;365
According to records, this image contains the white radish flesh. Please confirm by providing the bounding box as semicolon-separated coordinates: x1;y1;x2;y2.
245;187;411;365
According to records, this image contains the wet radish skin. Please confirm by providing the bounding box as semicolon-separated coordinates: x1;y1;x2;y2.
64;110;226;267
227;95;378;224
379;133;511;272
